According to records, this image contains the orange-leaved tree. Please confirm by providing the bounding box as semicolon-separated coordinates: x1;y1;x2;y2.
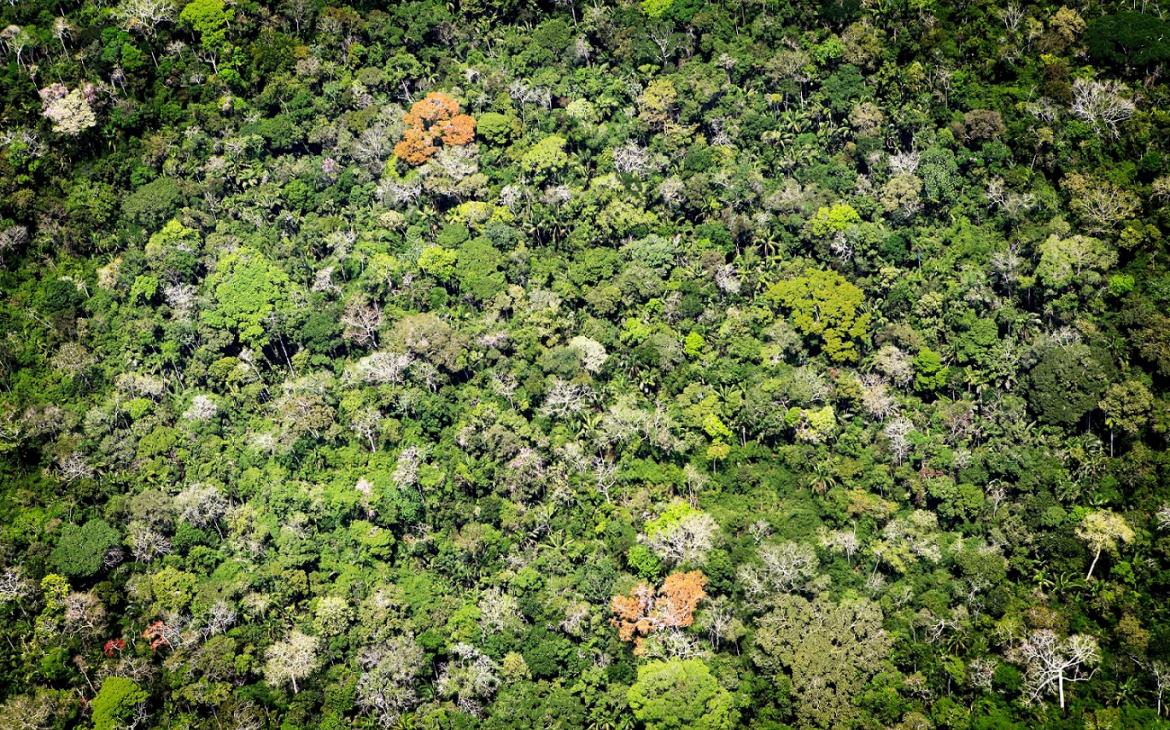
395;91;476;165
611;570;707;655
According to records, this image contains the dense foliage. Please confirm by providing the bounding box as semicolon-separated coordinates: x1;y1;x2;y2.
2;0;1170;728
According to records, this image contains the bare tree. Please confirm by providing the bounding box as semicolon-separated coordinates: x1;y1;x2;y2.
436;643;500;716
1156;504;1170;531
351;408;382;452
115;0;176;64
539;379;593;419
1071;78;1136;138
63;592;106;639
1000;3;1025;33
1010;630;1100;708
357;636;424;727
1149;660;1170;717
263;630;321;694
739;541;819;600
341;296;382;348
0;568;30;615
174;483;227;534
818;527;860;563
613;141;656;178
645;510;719;565
128;522;172;563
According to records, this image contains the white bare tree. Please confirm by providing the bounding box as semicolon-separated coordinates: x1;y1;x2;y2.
341;296;382;348
351;408;382;452
539;379;593;419
1156;504;1170;531
263;630;321;694
1010;630;1100;708
436;643;500;716
1070;78;1136;138
357;636;424;728
0;568;30;604
645;511;719;565
174;483;227;534
1148;659;1170;717
613;141;655;178
739;541;819;600
115;0;176;65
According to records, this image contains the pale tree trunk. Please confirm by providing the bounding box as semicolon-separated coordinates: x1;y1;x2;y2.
1086;547;1101;580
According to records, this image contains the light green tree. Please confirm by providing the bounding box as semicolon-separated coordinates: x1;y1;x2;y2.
91;677;148;730
766;268;869;362
1036;233;1117;290
418;245;458;281
809;203;861;237
179;0;233;72
520;135;569;182
203;247;295;350
1076;509;1135;580
626;658;738;730
1099;379;1153;453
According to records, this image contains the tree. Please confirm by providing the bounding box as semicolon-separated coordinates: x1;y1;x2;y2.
149;566;197;613
51;520;119;578
1009;630;1100;708
1099;379;1153;452
455;237;506;302
38;85;97;136
116;0;177;37
122;177;184;229
179;0;233;72
1063;174;1140;234
203;247;295;350
1069;79;1136;138
476;112;516;145
436;643;500;716
357;636;424;727
91;677;148;730
738;542;818;601
520;135;570;182
638;78;678;129
611;571;708;655
626;659;738;730
919;147;961;204
0;688;72;729
1036;232;1118;289
115;0;177;65
392;313;467;371
766;268;870;362
913;346;949;393
1076;509;1135;580
341;296;382;348
418;245;458;281
809;203;861;237
394;92;476;166
1027;345;1108;427
880;174;923;219
144;219;201;282
1085;13;1170;71
787;404;838;444
264;630;321;694
644;502;719;566
752;594;891;728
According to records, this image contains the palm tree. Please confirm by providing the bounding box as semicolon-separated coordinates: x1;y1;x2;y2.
806;458;839;494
